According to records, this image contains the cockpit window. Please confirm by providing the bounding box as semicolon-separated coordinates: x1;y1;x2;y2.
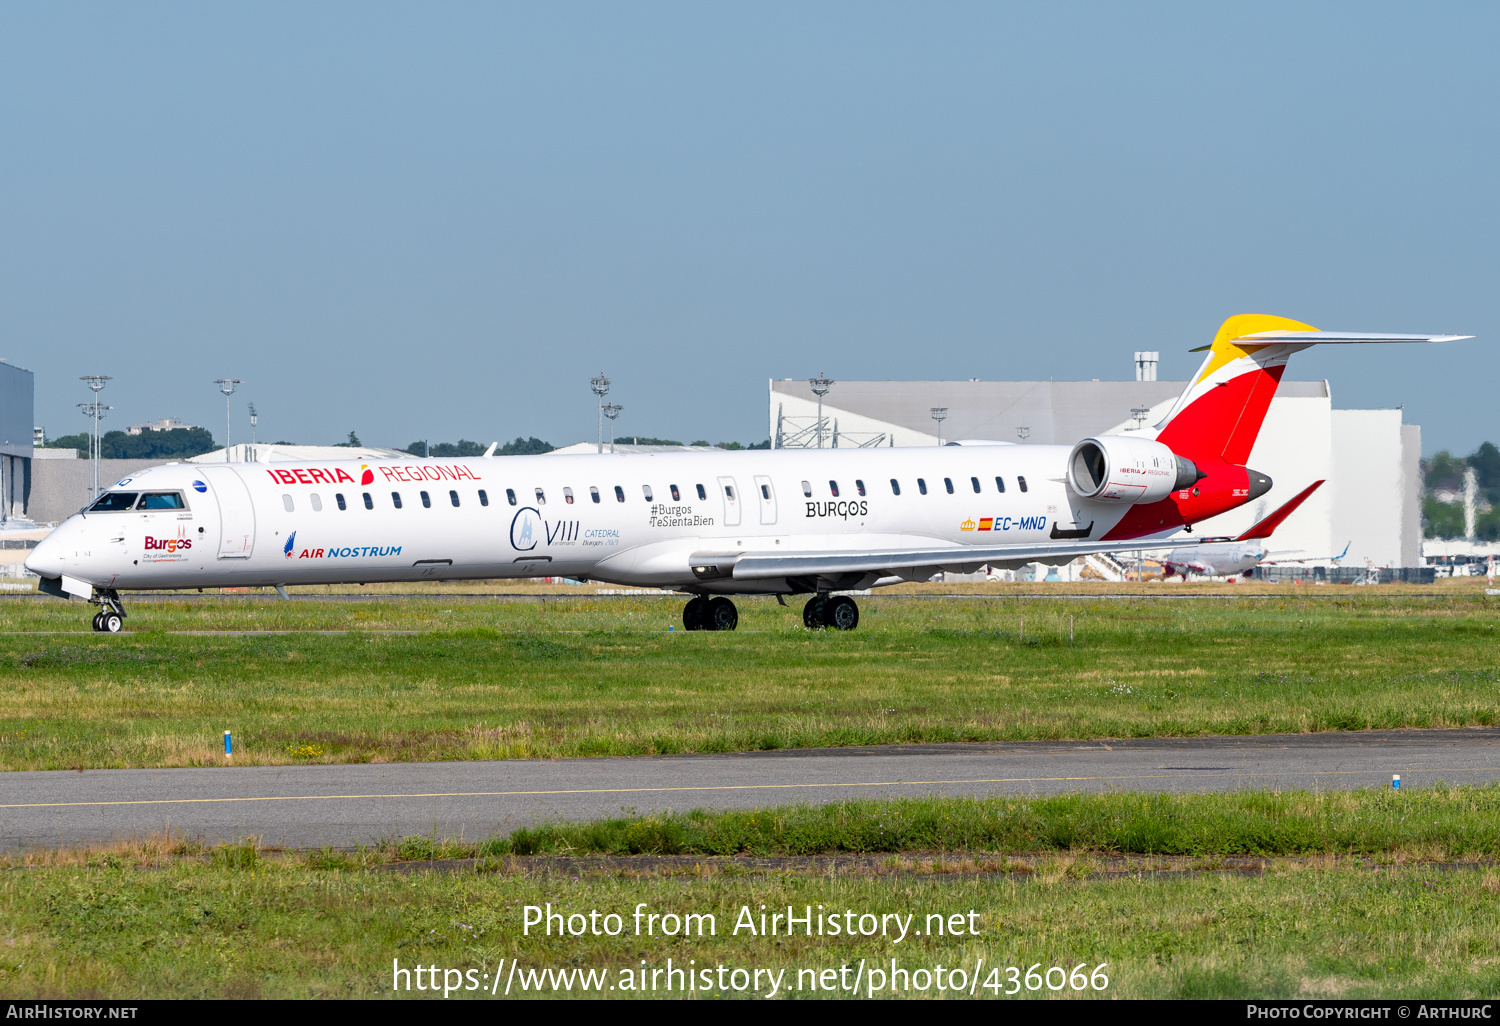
88;492;138;512
139;492;186;510
137;492;185;509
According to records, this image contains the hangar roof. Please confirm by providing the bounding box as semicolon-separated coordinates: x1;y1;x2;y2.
770;378;1329;446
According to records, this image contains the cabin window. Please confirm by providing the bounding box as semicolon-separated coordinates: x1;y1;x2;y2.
535;488;546;505
614;486;625;502
478;490;489;507
855;480;866;497
362;492;373;510
724;484;735;500
282;494;295;512
995;476;1006;493
696;483;707;500
1018;476;1028;492
506;488;517;506
801;480;812;497
590;486;600;503
310;493;323;512
642;485;653;501
670;484;680;501
450;490;460;507
139;492;186;510
829;480;840;498
917;478;928;495
335;493;347;511
760;484;771;500
890;479;901;496
971;476;981;493
421;491;432;508
944;477;954;494
88;492;138;512
563;487;574;504
391;492;403;509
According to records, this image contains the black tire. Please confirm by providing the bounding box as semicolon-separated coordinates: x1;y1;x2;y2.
803;597;826;630
102;613;123;634
825;595;859;630
90;612;104;632
707;597;738;632
682;596;708;631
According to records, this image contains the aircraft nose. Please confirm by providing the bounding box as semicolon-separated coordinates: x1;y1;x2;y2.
24;531;66;579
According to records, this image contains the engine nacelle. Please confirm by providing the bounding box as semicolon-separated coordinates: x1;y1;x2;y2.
1067;435;1201;505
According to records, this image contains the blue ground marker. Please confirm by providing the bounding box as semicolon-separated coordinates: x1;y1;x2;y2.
225;730;232;761
1393;774;1400;790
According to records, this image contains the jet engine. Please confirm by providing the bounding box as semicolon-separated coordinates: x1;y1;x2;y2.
1067;435;1201;505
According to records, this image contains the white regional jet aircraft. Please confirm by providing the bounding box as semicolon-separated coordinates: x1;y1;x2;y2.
28;315;1470;632
1154;480;1349;580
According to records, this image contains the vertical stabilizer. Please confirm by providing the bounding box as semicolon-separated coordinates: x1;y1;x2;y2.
1154;314;1318;465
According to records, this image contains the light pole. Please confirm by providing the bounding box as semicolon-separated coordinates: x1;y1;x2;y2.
930;407;948;446
79;375;111;498
602;403;623;453
248;403;258;447
589;372;611;454
213;379;242;460
76;401;112;499
809;375;833;448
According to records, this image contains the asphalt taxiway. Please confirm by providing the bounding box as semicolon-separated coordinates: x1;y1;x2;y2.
3;727;1497;850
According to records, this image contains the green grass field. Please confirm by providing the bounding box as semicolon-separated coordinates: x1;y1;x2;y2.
0;588;1496;769
8;789;1500;1000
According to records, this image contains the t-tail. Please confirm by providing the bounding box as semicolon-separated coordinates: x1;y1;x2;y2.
1103;315;1470;541
1154;314;1471;466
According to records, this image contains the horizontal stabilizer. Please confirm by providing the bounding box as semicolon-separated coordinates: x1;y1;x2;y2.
1235;331;1473;344
1234;480;1323;541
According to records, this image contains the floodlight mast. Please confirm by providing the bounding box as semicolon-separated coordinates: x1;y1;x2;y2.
590;372;611;454
248;403;258;447
213;379;242;460
930;407;948;447
602;403;623;453
809;375;833;449
78;376;112;499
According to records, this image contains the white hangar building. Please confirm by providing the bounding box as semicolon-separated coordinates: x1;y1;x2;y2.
769;366;1421;568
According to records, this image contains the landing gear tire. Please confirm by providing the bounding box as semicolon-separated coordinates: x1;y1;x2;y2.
682;596;709;631
91;612;105;632
803;597;826;630
101;613;123;633
706;597;738;631
825;595;859;630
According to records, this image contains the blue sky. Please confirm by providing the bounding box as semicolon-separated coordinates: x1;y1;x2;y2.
3;3;1495;453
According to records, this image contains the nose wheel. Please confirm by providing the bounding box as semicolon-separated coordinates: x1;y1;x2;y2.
89;589;126;632
803;595;859;630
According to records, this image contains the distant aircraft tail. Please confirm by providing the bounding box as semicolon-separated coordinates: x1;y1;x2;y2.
1153;315;1470;467
1234;480;1323;541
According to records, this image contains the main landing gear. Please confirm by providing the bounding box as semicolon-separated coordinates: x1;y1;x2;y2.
683;595;739;631
89;590;126;633
803;594;859;631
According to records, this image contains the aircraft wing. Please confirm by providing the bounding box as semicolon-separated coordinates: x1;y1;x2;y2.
725;536;1220;582
1234;480;1323;541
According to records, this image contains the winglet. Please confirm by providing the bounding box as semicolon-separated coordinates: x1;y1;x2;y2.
483;442;498;458
1235;480;1324;541
1333;540;1350;562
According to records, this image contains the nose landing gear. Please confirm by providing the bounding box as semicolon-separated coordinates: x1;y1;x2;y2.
682;595;739;631
89;590;126;633
803;594;859;630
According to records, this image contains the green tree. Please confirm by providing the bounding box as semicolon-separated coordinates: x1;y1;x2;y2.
497;437;553;456
101;428;218;460
334;431;362;447
42;432;90;456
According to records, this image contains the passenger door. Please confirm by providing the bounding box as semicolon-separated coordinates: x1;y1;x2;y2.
753;475;777;525
717;476;741;528
201;467;257;558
